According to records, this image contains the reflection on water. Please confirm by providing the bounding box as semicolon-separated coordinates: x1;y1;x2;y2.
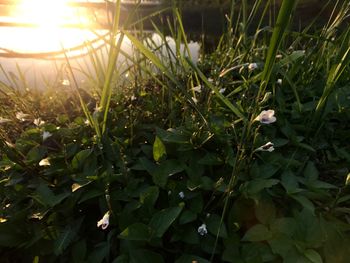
0;27;200;89
0;0;201;88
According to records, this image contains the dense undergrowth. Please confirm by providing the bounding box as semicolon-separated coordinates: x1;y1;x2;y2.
1;0;350;262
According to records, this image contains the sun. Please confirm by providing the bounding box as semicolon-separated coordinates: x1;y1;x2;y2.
6;0;98;53
14;0;77;28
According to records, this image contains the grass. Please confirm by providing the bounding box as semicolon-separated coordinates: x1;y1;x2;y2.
1;0;350;262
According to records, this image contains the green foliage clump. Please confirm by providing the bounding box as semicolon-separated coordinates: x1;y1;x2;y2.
1;0;350;262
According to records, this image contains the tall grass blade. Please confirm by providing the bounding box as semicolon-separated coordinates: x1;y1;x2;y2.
185;58;246;121
259;0;298;95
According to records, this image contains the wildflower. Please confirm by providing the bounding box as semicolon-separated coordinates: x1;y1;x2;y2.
192;97;198;104
42;131;52;141
61;79;70;86
192;85;202;93
178;191;185;199
84;119;90;126
219;88;226;94
255;142;275;152
97;211;110;230
16;112;30;122
0;117;11;124
39;158;50;166
33;118;45;126
276;79;282;85
197;223;208;236
207;78;214;83
248;63;258;71
254;110;276;124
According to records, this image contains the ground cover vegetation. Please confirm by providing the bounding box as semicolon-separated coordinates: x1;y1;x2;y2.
1;0;350;262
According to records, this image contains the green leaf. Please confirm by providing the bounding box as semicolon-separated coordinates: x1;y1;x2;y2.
255;198;276;225
179;210;197;225
156;127;190;144
130;249;164;263
242;179;280;195
153;136;166;162
304;249;323;263
140;186;159;210
112;255;129;263
290;194;315;214
281;170;301;194
153;160;184;188
71;239;87;263
33;184;70;208
270;217;297;237
198;152;223;165
206;214;228;238
242;224;272;242
72;149;92;170
304;161;319;181
26;146;46;163
119;223;152;241
149;206;183;237
54;218;83;255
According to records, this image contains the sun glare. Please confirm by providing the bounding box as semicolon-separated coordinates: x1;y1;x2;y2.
4;0;98;54
14;0;86;28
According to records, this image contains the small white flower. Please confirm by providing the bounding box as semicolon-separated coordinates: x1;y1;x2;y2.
255;142;275;152
276;79;282;85
131;95;137;101
97;211;110;230
219;88;226;94
16;112;30;122
192;85;202;93
248;63;258;71
207;78;214;83
192;97;198;104
197;223;208;236
178;191;185;199
61;79;70;86
84;119;90;126
275;54;283;59
33;118;45;126
42;131;52;141
254;110;276;124
39;158;50;166
0;117;11;124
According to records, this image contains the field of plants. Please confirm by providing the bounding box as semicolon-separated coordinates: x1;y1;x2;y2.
0;0;350;262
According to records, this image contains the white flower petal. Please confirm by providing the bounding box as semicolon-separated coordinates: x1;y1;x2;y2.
97;211;110;230
39;158;50;166
197;223;208;236
178;191;185;199
255;142;275;152
248;63;258;71
192;85;202;93
42;131;52;141
255;110;276;124
61;79;70;86
33;118;45;126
